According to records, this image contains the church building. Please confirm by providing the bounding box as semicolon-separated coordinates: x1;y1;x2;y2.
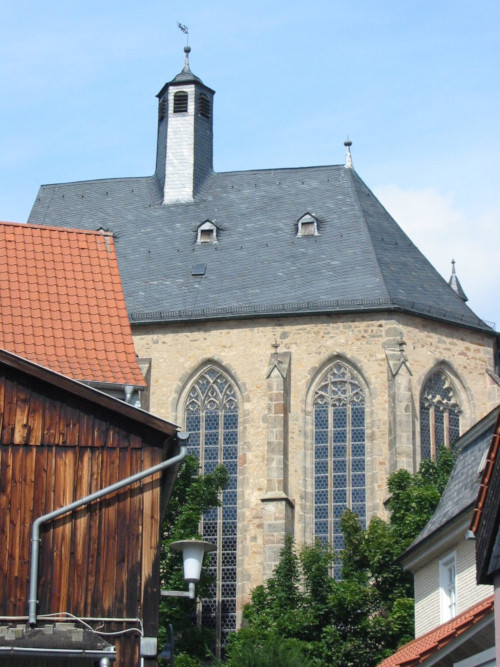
28;47;500;651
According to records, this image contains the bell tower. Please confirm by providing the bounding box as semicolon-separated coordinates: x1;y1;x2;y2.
155;46;215;204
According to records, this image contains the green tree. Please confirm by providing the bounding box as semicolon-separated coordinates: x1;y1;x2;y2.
226;448;455;666
159;454;229;661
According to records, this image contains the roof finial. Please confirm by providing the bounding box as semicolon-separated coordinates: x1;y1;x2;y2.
448;259;468;302
344;138;353;169
183;45;192;71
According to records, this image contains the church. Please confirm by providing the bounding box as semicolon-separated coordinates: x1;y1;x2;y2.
28;46;500;651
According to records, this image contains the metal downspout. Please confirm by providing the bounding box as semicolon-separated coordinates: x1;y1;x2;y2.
28;437;189;626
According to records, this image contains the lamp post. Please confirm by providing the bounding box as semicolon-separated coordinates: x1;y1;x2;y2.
160;539;216;600
159;540;216;663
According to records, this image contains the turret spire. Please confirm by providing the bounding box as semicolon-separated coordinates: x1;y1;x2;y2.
448;259;468;302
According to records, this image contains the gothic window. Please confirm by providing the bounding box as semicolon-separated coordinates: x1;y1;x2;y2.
313;361;366;578
198;93;211;119
173;91;188;113
184;368;238;654
420;370;461;460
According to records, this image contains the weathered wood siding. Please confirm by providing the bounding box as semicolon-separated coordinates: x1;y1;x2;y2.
0;363;173;666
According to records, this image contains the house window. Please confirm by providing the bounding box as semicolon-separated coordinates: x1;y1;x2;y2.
420;371;461;461
440;553;457;622
173;91;188;113
199;93;211;119
185;368;238;654
297;213;319;237
313;361;366;578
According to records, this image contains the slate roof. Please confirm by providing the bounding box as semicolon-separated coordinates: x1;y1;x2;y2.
471;410;500;583
28;166;490;332
404;407;499;556
0;221;145;387
471;410;500;534
377;595;494;667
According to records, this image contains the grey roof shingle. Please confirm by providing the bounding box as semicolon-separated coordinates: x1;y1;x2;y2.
406;407;499;553
28;165;490;331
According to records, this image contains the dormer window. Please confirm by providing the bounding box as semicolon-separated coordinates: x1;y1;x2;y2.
173;91;188;113
198;93;211;119
197;220;217;244
297;213;319;237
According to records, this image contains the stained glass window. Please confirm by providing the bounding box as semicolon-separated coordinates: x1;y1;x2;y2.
184;368;238;655
313;361;366;578
420;370;461;460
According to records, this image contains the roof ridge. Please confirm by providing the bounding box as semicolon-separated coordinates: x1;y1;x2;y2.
342;167;392;303
39;175;154;188
216;164;345;176
0;220;113;237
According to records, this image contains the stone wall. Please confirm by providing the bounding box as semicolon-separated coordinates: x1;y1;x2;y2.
133;311;498;616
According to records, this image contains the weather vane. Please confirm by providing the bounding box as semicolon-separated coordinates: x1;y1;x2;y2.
177;22;189;44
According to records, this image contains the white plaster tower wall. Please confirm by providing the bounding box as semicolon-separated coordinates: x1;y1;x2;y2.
155;46;214;204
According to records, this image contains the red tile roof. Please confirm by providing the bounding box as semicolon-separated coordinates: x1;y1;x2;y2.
0;221;145;387
378;595;494;667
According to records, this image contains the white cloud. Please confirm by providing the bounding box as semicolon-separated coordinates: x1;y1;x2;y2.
374;184;500;329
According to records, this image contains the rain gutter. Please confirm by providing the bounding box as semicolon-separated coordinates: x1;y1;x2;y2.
28;437;188;626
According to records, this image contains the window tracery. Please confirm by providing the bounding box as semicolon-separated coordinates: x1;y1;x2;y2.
420;370;461;460
184;367;238;653
313;360;366;578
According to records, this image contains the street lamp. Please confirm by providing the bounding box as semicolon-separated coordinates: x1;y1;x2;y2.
159;540;216;664
160;539;216;600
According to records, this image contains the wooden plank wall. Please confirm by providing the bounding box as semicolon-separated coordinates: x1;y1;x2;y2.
0;368;165;666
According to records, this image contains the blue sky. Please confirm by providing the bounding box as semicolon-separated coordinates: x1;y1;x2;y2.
1;1;499;326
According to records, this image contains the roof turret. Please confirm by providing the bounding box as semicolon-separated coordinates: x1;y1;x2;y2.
448;259;468;302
